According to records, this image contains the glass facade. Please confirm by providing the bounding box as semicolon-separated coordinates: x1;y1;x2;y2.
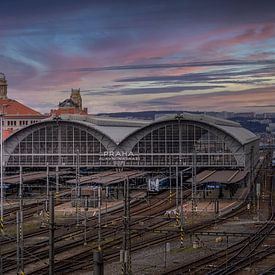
5;120;244;168
125;122;238;167
7;124;108;166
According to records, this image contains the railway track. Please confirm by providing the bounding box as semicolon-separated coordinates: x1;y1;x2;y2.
2;189;73;224
2;184;258;275
208;218;275;275
24;191;247;274
163;214;275;275
260;265;275;275
2;190;176;274
164;167;275;275
58;202;248;274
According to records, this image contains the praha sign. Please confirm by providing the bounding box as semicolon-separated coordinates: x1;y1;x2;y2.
100;151;140;161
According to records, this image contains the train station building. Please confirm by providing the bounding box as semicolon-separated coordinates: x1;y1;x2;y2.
3;112;259;171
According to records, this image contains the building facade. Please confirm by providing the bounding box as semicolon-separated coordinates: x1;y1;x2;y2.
0;73;47;139
3;113;259;170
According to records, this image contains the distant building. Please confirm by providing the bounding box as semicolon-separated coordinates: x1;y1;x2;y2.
50;89;88;116
0;73;47;139
233;112;255;118
266;123;275;135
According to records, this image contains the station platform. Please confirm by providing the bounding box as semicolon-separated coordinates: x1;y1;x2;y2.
54;190;147;216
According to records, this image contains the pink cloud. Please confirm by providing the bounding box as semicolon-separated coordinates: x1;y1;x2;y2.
201;23;275;53
155;86;275;112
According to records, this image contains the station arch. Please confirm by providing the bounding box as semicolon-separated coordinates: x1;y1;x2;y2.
4;120;117;167
119;118;254;168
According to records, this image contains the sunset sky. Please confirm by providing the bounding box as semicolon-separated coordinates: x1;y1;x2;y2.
1;0;275;114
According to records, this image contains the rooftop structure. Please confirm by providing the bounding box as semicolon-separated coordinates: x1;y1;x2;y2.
51;89;88;116
0;72;8;99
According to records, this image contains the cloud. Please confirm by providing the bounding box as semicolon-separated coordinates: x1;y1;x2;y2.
202;24;275;53
56;59;275;74
83;85;225;96
114;64;275;83
1;1;275;114
125;86;275;112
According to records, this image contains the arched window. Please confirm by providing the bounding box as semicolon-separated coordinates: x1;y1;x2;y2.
126;121;238;167
7;123;110;166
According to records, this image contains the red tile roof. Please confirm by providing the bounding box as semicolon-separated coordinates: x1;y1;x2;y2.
0;99;42;116
3;129;13;140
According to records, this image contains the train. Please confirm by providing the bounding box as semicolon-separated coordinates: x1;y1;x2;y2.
147;176;169;193
2;183;17;196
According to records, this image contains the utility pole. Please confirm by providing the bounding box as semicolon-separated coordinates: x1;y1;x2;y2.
0;110;4;226
256;182;260;221
94;186;104;275
84;197;88;246
76;150;80;226
126;177;131;274
0;111;3;275
180;171;184;225
55;166;59;198
180;171;184;247
18;166;24;274
46;162;49;212
98;186;101;250
169;156;172;204
121;179;127;274
192;151;197;215
121;177;131;274
249;147;255;209
176;163;179;209
49;192;55;275
16;211;20;274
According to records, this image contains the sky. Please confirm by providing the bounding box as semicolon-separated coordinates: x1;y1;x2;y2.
1;0;275;114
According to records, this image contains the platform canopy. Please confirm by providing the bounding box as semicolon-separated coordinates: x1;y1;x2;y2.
188;170;248;185
67;170;147;186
